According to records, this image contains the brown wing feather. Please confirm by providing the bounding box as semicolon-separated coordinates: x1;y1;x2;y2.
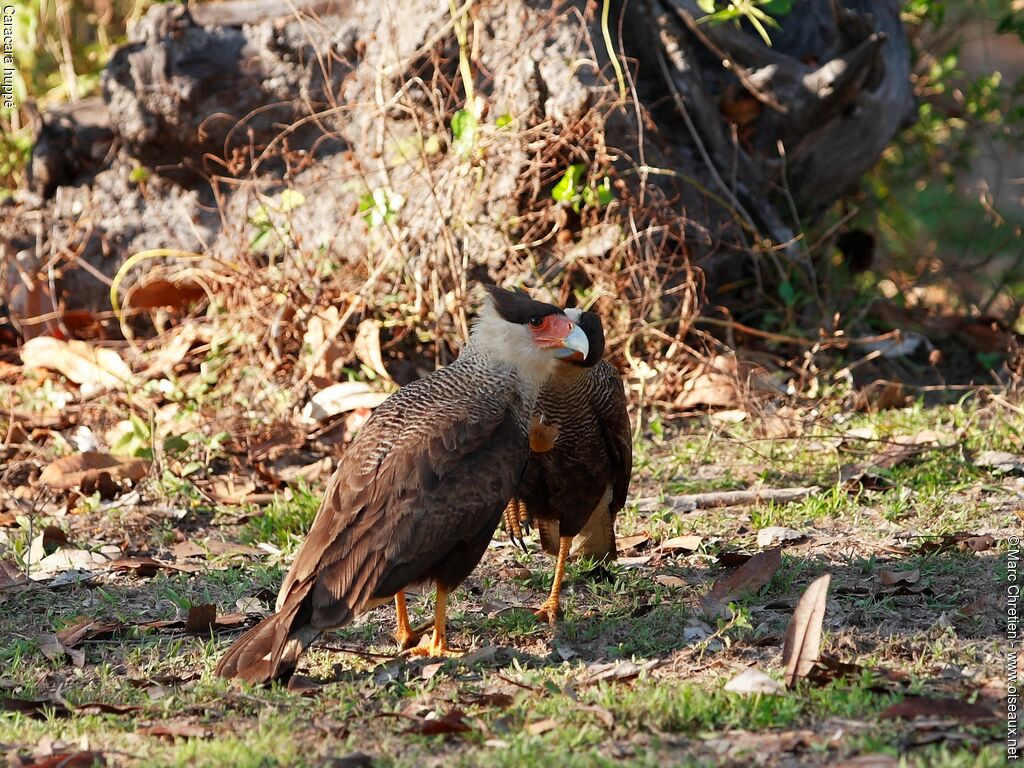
276;360;528;631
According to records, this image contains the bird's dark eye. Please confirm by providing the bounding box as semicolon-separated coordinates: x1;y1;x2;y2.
528;316;544;328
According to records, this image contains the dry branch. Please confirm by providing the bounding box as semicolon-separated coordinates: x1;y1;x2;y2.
633;485;819;512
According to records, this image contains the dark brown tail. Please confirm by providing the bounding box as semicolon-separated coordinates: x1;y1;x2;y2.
215;596;317;684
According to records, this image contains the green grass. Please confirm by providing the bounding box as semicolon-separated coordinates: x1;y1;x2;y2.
0;398;1016;765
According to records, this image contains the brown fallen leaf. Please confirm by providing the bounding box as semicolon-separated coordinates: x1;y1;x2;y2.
878;568;920;586
878;696;996;721
659;535;702;552
617;533;650;552
170;540;263;560
463;691;514;708
139;723;213;740
56;617;120;648
403;709;473;736
124;277;206;311
27;525;69;565
723;667;785;695
915;532;995;555
782;574;831;688
353;318;392;381
36;451;150;490
525;718;559;735
841;442;928;486
675;354;741;409
107;557;203;576
7;749;107;768
855;379;908;412
703;547;782;616
0;696;71;718
184;604;218;634
20;337;137;391
654;574;688;588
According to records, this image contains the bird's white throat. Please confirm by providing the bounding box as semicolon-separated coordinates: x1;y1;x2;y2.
465;299;560;392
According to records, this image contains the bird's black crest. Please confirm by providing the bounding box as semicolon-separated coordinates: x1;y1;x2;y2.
484;285;562;324
575;310;606;367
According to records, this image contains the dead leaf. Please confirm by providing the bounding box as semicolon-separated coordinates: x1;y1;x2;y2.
915;532;995;555
421;662;445;681
170;540;263;560
756;527;808;547
617;533;650;552
464;691;514;708
855;379;908;412
0;696;70;718
124;277;205;311
878;569;920;586
36;451;150;490
21;337;137;392
782;574;831;688
404;709;472;736
703;547;782;616
655;574;688;588
301;382;389;423
7;749;107;767
974;450;1024;474
675;354;740;409
659;535;702;552
878;696;996;721
27;525;69;565
136;325;198;380
831;756;900;768
264;452;333;484
525;718;558;735
139;722;213;740
184;604;218;634
840;441;930;486
107;556;203;576
583;659;660;684
353;318;392;381
723;667;785;695
301;306;346;383
35;634;65;662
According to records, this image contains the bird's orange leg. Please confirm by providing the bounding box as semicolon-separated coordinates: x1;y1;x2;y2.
535;536;571;625
504;499;530;552
407;584;460;657
393;591;422;650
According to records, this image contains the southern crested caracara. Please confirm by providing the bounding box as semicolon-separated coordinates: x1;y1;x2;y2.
504;308;632;623
216;286;589;683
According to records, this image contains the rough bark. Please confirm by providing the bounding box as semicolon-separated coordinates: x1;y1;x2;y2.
2;0;914;345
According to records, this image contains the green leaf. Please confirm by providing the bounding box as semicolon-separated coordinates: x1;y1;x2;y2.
278;189;306;212
451;109;478;154
696;0;717;13
552;163;587;203
163;434;189;455
760;0;794;17
495;113;513;129
778;280;796;306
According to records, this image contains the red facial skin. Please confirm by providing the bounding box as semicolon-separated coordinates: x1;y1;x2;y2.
528;314;576;349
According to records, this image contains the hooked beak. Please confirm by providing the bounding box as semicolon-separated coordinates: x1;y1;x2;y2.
553;322;589;360
532;314;589;360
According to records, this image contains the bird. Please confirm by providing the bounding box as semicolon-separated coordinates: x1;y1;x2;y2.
215;285;589;683
502;308;632;624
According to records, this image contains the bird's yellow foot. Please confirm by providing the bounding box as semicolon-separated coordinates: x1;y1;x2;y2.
405;633;461;658
394;626;423;651
533;599;561;626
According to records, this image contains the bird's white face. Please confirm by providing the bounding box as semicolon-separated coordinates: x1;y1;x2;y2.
471;299;589;385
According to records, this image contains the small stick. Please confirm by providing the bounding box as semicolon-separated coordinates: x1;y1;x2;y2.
633;486;819;512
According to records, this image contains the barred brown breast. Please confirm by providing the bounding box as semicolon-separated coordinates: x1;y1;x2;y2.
505;309;632;624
